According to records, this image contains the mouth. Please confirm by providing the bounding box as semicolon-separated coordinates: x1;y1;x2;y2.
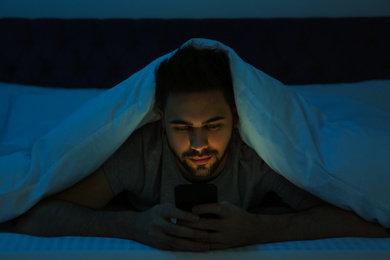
189;156;212;165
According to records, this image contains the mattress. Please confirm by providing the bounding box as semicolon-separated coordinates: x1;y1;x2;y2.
1;233;389;260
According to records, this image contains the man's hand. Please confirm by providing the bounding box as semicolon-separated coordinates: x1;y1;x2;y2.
181;200;388;250
129;203;211;251
180;201;262;250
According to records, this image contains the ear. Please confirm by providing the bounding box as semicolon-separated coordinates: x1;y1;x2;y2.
158;107;165;128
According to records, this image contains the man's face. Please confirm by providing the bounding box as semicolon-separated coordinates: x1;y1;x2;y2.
160;89;237;183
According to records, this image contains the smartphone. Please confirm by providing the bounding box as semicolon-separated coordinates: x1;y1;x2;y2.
174;184;218;218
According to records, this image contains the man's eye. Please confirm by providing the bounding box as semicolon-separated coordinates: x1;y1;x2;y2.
174;126;189;132
206;124;221;130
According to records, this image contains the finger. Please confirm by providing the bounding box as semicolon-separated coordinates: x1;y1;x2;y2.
204;229;228;243
183;217;221;232
162;205;200;223
163;220;209;241
167;224;227;246
192;202;228;218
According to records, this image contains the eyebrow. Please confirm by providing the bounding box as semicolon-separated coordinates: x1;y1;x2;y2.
169;116;226;125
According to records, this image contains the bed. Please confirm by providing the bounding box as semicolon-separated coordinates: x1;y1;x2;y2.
1;17;390;259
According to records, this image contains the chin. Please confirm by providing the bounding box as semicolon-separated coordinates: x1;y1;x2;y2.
184;162;220;182
176;152;226;183
186;159;215;174
187;165;211;176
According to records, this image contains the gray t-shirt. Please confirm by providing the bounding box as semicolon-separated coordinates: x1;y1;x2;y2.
103;122;307;212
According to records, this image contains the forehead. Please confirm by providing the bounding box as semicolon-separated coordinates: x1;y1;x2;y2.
164;90;231;123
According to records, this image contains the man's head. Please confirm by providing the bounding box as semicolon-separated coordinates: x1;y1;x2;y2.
155;45;235;109
155;46;238;183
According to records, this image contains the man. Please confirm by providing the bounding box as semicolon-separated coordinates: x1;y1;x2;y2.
14;46;387;251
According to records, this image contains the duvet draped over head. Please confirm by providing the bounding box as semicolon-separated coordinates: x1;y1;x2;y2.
0;38;390;227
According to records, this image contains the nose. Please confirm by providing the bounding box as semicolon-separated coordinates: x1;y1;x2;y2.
190;128;208;150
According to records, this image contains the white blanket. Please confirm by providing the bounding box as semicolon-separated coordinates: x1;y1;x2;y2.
1;39;390;227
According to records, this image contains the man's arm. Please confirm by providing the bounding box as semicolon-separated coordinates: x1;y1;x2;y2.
256;200;387;244
13;167;210;251
14;167;118;236
15;196;132;238
185;198;387;250
53;167;114;209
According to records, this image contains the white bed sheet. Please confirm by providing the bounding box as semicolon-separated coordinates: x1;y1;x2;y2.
1;233;389;260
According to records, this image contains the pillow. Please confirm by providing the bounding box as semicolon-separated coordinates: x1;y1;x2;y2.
289;80;390;117
1;39;389;229
2;87;104;148
0;82;44;141
0;83;12;140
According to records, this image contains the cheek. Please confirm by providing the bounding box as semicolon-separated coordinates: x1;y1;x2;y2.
208;130;232;150
166;131;189;153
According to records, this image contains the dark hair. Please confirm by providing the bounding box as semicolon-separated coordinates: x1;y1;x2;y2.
155;45;235;109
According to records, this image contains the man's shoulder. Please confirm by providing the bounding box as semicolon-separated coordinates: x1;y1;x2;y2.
129;121;164;148
131;121;163;137
231;130;267;169
233;130;258;156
